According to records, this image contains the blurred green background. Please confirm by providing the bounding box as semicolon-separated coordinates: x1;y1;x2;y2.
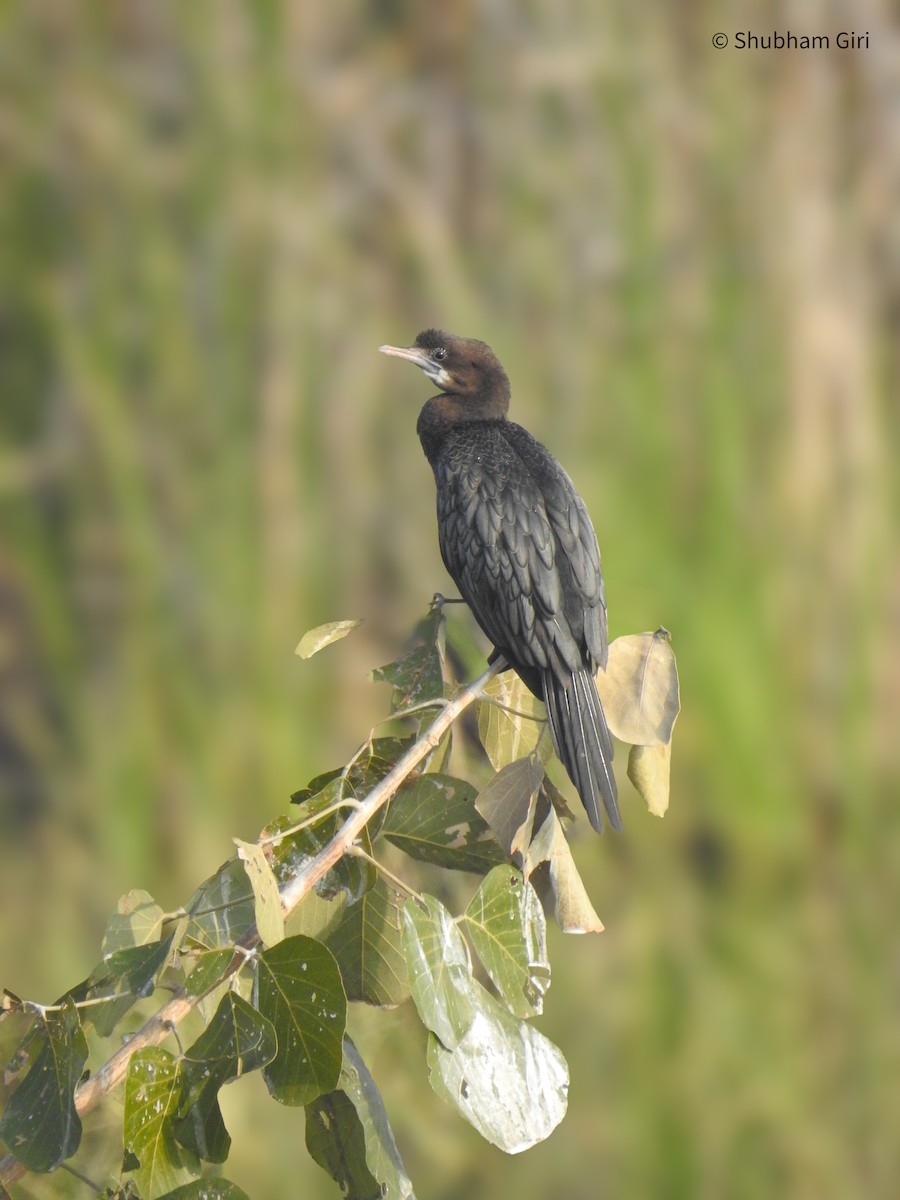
1;2;899;1198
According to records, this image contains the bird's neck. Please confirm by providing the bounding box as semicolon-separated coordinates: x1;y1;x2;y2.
416;389;510;466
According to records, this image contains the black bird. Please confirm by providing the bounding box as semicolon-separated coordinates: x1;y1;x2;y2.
380;330;620;832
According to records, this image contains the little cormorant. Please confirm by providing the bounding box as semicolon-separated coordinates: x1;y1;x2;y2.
380;330;620;833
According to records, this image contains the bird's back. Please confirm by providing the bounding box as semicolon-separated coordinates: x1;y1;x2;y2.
426;417;608;695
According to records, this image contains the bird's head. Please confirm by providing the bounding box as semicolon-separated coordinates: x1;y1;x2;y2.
379;330;510;404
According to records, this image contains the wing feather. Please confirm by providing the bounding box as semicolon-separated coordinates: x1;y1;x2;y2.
434;422;607;679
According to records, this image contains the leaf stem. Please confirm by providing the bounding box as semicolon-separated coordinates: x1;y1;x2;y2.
346;845;422;902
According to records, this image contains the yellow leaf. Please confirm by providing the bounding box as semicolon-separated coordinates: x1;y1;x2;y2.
526;810;604;934
235;839;285;947
627;741;671;817
596;628;680;746
295;619;363;659
476;673;547;771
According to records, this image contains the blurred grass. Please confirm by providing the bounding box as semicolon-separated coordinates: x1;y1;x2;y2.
1;2;899;1198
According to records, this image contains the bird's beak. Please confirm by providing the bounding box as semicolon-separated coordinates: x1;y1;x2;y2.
379;342;452;388
378;343;432;370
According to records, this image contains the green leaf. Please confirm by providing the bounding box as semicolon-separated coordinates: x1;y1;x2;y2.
0;1008;40;1101
256;935;347;1105
595;629;681;746
425;989;568;1154
464;867;550;1018
287;889;346;943
158;1182;250;1200
305;1090;383;1200
174;992;277;1163
401;895;475;1051
102;889;167;955
339;1038;416;1198
184;858;256;950
0;999;87;1172
124;1048;198;1198
275;783;375;904
306;1038;415;1200
295;619;363;659
371;642;444;712
175;1087;227;1165
184;949;237;1000
323;876;409;1007
83;937;178;1037
526;809;604;934
475;756;545;857
235;839;285;948
383;774;507;874
403;896;568;1153
476;674;548;771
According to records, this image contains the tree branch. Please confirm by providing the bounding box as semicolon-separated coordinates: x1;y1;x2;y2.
0;659;503;1189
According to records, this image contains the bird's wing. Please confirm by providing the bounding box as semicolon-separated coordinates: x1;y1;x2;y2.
498;423;608;671
435;429;607;677
534;455;608;670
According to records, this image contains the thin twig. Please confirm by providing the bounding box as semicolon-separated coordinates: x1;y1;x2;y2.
0;658;503;1190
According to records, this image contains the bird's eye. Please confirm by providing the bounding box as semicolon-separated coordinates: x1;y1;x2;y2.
432;347;447;361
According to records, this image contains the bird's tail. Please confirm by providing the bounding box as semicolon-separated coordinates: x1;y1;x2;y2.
542;667;620;833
